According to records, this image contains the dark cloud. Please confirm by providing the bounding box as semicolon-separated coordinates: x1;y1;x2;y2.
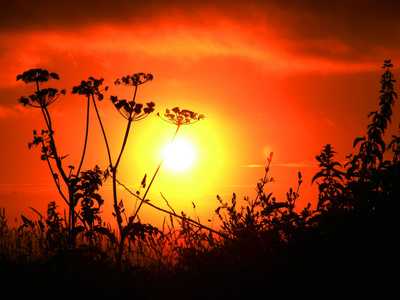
1;0;399;67
3;0;400;47
3;0;398;32
0;0;217;32
270;0;400;49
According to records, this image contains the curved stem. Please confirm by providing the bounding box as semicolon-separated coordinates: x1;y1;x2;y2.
113;86;138;269
92;95;113;168
114;84;138;170
76;97;90;176
116;178;230;240
131;124;181;222
41;102;75;245
112;119;133;239
253;160;271;207
42;141;68;205
42;106;69;184
115;120;132;169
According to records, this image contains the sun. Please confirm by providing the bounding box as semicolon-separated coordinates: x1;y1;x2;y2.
163;138;196;171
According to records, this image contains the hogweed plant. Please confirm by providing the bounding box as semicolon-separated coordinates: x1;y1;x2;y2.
6;60;400;297
16;69;83;244
16;68;211;269
18;70;117;251
103;73;156;267
130;107;205;221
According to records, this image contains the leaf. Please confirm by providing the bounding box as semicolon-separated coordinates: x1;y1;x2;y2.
311;171;325;184
93;226;117;243
261;202;289;216
71;226;85;238
21;215;32;225
353;136;366;148
140;174;147;188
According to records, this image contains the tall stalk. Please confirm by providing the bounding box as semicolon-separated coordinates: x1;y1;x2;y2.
107;73;155;267
17;69;82;246
131;107;205;223
130;124;181;222
76;97;90;176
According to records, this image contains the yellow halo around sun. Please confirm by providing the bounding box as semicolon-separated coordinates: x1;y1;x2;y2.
163;138;195;171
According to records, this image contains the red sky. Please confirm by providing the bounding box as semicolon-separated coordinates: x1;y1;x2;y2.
1;0;400;226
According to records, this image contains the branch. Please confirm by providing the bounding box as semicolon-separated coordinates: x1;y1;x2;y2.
114;178;230;240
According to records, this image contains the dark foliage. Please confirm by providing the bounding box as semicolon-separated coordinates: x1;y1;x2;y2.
4;61;399;298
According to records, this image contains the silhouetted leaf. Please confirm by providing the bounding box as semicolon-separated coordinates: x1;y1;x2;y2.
353;137;366;148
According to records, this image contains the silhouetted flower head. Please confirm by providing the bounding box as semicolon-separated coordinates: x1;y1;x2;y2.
72;77;108;100
114;73;153;86
157;107;205;125
18;88;66;108
17;68;65;108
110;95;155;121
17;68;59;84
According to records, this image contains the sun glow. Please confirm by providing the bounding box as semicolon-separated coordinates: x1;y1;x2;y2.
163;138;195;171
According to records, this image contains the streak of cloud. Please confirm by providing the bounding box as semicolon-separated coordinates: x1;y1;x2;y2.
1;0;398;87
0;104;31;118
244;162;318;168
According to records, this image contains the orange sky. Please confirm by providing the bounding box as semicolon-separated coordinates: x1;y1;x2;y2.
1;0;400;227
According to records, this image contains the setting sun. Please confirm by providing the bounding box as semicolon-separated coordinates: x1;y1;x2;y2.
163;138;195;171
1;1;400;297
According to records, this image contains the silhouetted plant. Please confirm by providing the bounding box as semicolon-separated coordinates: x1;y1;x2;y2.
312;144;345;210
343;60;397;211
6;60;400;297
388;124;400;163
347;60;397;176
97;73;156;268
16;69;85;246
42;201;69;253
71;77;109;175
215;153;311;262
18;70;115;251
156;107;205;126
130;107;205;224
71;166;116;248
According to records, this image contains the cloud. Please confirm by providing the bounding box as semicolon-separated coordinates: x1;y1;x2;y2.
0;104;29;118
274;162;318;168
0;20;379;82
0;183;54;194
244;161;318;168
244;164;265;168
1;0;398;89
244;162;318;168
3;0;399;51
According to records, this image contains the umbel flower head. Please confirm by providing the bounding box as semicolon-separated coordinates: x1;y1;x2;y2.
157;107;205;125
17;68;66;108
114;73;153;86
18;88;66;108
72;77;108;100
110;96;155;121
17;68;59;84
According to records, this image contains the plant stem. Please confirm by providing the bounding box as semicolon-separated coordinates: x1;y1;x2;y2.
76;97;90;176
111;85;138;268
92;94;112;168
115;120;132;170
116;178;230;240
130;124;181;223
36;83;74;238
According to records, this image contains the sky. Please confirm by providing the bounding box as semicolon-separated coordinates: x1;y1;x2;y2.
1;0;400;227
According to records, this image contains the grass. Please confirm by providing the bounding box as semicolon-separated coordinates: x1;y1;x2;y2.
2;61;399;298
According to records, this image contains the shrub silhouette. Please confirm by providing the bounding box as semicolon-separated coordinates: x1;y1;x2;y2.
1;60;398;298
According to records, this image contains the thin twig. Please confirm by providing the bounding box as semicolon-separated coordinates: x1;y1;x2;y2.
115;178;230;240
160;192;176;214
